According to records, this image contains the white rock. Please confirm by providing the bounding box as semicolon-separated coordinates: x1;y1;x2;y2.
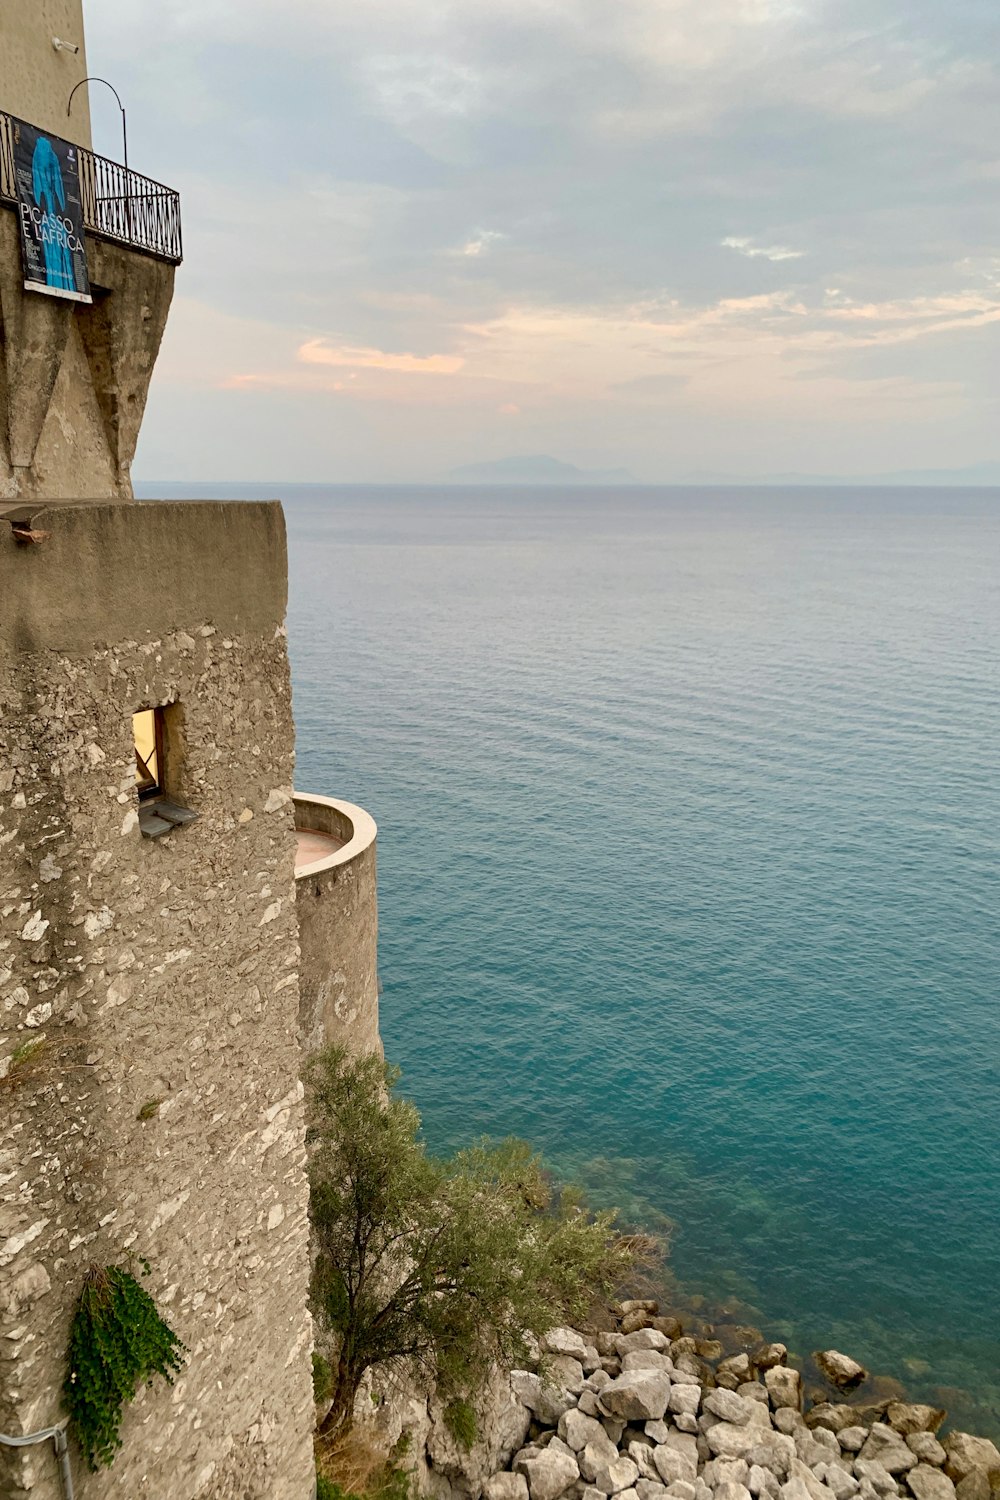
765;1369;802;1412
780;1481;815;1500
484;1475;530;1500
814;1352;868;1389
666;1486;696;1500
560;1410;608;1453
647;1423;672;1443
636;1484;670;1500
750;1467;782;1498
622;1330;673;1353
705;1392;758;1428
628;1444;660;1481
511;1370;576;1425
544;1328;590;1361
715;1485;752;1500
669;1385;702;1417
704;1460;750;1488
941;1434;1000;1484
675;1415;700;1435
840;1431;869;1455
517;1447;580;1500
814;1465;859;1500
548;1356;586;1393
581;1392;605;1418
854;1462;899;1497
775;1413;805;1438
906;1469;956;1500
858;1429;918;1476
581;1437;626;1483
592;1454;640;1495
905;1436;945;1468
600;1372;672;1423
653;1447;699;1488
625;1352;674;1372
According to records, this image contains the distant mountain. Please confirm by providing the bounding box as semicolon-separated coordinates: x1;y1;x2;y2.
446;455;638;485
681;462;1000;487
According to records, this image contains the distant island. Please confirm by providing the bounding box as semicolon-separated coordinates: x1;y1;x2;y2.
446;455;638;485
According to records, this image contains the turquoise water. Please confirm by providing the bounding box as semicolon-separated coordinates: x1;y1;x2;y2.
153;483;1000;1429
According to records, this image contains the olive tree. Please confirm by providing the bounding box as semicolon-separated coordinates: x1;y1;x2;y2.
306;1047;654;1441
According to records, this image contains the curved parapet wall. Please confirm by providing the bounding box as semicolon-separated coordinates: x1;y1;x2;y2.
293;793;380;1059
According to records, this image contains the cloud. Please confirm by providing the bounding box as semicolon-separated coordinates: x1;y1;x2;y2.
298;338;465;374
82;0;1000;480
722;237;804;263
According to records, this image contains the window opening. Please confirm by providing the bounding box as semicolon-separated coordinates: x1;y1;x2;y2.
133;708;163;799
132;705;198;840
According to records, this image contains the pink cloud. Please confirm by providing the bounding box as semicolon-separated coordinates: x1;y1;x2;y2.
298;337;464;375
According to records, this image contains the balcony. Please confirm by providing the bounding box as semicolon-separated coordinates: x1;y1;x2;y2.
293;793;380;1058
0;109;182;264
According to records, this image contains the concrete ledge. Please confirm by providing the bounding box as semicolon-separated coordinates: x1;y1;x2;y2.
293;793;377;880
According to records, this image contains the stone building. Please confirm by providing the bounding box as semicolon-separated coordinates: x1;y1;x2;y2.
0;7;380;1498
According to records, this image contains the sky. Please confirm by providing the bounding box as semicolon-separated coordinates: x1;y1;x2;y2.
84;0;1000;484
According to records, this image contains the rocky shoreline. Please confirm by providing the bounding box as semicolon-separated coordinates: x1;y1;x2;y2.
482;1304;1000;1500
386;1299;1000;1500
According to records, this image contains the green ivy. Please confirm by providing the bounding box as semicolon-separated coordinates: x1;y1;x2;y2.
64;1263;186;1471
442;1397;478;1451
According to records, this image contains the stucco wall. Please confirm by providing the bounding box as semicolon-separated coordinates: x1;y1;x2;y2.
0;212;175;503
0;0;93;147
294;796;380;1059
0;501;315;1500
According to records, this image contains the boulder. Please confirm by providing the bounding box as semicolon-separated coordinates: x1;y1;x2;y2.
646;1423;672;1444
624;1353;674;1373
592;1454;641;1496
954;1475;993;1500
549;1356;586;1393
703;1459;751;1488
624;1312;658;1335
705;1391;758;1427
665;1484;696;1500
780;1480;815;1500
653;1447;698;1488
603;1415;628;1446
708;1424;796;1467
697;1341;724;1363
766;1369;802;1412
754;1346;789;1373
887;1407;946;1438
579;1436;624;1481
669;1385;702;1418
715;1485;752;1500
516;1445;581;1500
941;1435;1000;1485
675;1415;700;1435
814;1464;859;1500
854;1462;900;1496
621;1299;661;1316
840;1431;870;1454
739;1386;772;1409
906;1436;946;1468
651;1318;684;1341
560;1410;610;1453
484;1476;530;1500
636;1483;671;1500
719;1357;754;1388
623;1330;675;1354
750;1466;782;1497
745;1434;798;1481
858;1428;920;1475
807;1408;862;1436
775;1412;806;1438
544;1329;590;1361
628;1443;660;1481
814;1353;868;1391
600;1372;673;1423
906;1468;957;1500
511;1370;576;1425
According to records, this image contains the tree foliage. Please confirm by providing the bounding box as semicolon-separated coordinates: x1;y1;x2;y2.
306;1047;654;1439
64;1263;186;1470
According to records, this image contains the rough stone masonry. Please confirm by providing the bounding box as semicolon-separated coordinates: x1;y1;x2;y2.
0;500;316;1499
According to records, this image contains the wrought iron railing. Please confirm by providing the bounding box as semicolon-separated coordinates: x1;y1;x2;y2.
0;110;182;264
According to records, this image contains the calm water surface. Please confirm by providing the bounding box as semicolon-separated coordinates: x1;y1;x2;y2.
152;483;1000;1430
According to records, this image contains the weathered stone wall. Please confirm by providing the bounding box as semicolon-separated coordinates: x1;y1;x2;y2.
0;501;315;1500
0;211;175;503
0;1;93;147
294;795;380;1059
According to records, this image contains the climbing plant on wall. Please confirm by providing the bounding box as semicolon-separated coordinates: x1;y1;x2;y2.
64;1262;186;1470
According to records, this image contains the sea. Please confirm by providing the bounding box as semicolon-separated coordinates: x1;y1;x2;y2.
145;482;1000;1433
